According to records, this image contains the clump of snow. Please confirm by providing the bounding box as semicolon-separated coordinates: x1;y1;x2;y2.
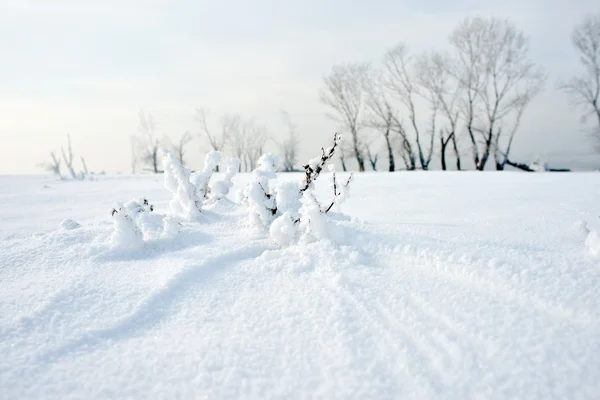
162;150;201;220
208;157;240;203
191;151;221;202
269;211;299;246
59;218;80;230
161;215;181;239
570;220;590;237
529;158;549;172
241;153;280;227
109;203;145;250
108;198;154;250
273;181;302;215
585;229;600;258
162;149;224;220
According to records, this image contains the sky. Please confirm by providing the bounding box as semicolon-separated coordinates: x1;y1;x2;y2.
0;0;599;174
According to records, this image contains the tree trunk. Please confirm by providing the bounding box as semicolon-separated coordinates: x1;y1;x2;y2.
356;155;365;172
153;153;159;173
385;133;395;172
452;134;461;171
440;136;448;171
340;156;347;172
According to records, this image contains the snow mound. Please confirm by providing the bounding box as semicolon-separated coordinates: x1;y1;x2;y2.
585;229;600;258
59;218;80;230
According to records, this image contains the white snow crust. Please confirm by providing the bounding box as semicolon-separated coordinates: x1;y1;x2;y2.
1;172;600;399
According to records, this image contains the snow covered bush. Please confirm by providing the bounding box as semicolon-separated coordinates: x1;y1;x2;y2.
240;133;354;246
208;158;241;203
239;153;280;227
162;150;200;220
191;151;221;203
162;149;237;219
109;198;154;249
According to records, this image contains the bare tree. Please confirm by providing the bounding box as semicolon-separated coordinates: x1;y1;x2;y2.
450;17;545;170
227;114;247;171
39;152;62;178
364;70;400;171
384;44;435;170
339;145;348;171
279;109;300;172
417;50;462;170
245;121;270;171
367;146;379;171
61;134;76;178
130;136;138;174
560;13;600;151
196;108;230;170
320;62;370;172
80;156;89;175
137;110;161;173
169;131;193;167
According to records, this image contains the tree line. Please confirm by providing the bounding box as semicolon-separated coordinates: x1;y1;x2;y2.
321;13;600;172
40;13;600;175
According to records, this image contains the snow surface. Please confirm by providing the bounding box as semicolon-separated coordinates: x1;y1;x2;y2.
1;172;600;399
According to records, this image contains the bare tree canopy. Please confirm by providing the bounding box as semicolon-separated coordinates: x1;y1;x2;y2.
450;16;545;170
170;131;193;167
196;108;229;153
137;110;161;173
560;12;600;151
384;44;435;170
38;152;62;177
416;50;462;170
320;62;370;172
364;69;402;171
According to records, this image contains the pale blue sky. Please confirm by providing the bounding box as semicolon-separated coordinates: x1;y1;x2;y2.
0;0;598;173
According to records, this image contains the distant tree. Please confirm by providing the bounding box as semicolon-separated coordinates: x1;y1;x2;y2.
279;109;300;172
137;110;161;173
196;108;230;170
130;136;138;174
339;145;348;172
367;146;379;171
244;121;269;171
61;134;76;179
560;13;600;151
169;131;193;167
227;113;246;171
364;69;401;171
384;44;435;170
39;152;62;178
320;63;370;172
450;16;545;170
417;50;462;170
80;156;89;175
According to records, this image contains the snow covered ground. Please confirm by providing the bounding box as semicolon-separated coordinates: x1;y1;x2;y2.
1;171;599;399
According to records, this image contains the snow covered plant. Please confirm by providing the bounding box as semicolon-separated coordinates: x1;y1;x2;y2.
109;198;154;249
162;149;239;219
207;158;241;203
239;133;354;246
238;153;280;226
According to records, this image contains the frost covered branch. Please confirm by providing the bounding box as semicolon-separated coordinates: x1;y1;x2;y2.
300;133;340;194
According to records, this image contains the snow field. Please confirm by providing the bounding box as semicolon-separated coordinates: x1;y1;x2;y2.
1;171;600;399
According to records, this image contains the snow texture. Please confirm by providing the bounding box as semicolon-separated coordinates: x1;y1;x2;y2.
1;172;600;400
